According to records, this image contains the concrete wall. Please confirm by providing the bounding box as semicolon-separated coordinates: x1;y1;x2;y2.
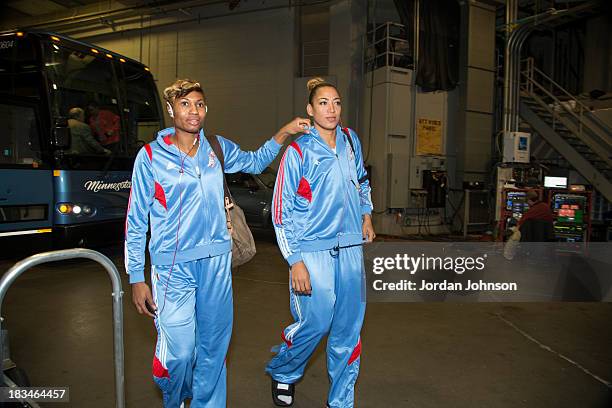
90;8;295;154
373;0;401;24
329;0;367;129
455;1;496;184
583;14;612;94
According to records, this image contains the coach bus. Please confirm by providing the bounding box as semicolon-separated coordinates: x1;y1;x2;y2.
0;30;163;248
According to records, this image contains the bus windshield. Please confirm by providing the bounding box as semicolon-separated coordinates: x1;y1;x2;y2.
43;40;161;170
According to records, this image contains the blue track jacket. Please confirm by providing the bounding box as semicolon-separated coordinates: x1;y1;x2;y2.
273;126;373;266
125;127;282;283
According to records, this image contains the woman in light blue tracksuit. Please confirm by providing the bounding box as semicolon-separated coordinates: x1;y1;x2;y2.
267;77;375;408
125;79;309;408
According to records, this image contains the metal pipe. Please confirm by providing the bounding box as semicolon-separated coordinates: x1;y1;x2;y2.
505;25;518;132
70;0;331;41
414;0;419;75
515;28;535;130
507;23;533;131
45;0;229;33
510;26;533;131
506;0;599;131
502;0;517;135
412;0;419;157
509;25;526;130
0;249;125;408
22;0;224;30
30;0;330;36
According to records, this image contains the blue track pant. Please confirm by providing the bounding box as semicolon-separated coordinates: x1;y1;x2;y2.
151;253;232;408
266;245;366;408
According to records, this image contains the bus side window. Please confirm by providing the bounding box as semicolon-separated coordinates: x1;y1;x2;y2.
0;104;41;165
46;46;124;157
121;63;162;154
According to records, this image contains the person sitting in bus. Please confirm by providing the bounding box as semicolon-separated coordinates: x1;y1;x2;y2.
67;107;111;156
87;102;121;148
125;78;310;408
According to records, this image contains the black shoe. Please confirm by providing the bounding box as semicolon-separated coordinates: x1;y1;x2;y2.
271;378;295;407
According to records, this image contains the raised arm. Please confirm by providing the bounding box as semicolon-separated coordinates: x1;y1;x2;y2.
219;117;310;174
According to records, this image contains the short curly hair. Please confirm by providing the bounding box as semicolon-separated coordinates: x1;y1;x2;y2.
163;79;204;103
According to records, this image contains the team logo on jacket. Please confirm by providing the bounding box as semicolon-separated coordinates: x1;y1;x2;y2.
208;151;217;167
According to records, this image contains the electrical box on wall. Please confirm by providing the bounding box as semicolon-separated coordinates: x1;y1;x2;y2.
503;132;530;163
409;156;446;189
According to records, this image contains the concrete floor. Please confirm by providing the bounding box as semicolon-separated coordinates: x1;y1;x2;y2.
0;233;611;408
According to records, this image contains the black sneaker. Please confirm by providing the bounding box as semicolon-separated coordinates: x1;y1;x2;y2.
271;378;295;407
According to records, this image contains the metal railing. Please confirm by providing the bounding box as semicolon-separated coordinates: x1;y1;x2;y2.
0;249;125;408
365;22;413;71
520;57;612;165
501;0;602;135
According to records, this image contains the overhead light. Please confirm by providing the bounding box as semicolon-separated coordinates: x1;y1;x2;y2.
50;35;60;42
52;44;59;50
106;53;113;58
16;32;24;37
91;48;99;54
119;58;126;63
144;67;150;71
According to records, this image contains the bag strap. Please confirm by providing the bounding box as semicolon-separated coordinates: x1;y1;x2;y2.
205;134;234;206
340;127;369;185
205;134;234;231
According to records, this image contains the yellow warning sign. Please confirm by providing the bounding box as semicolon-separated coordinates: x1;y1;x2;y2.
416;118;442;155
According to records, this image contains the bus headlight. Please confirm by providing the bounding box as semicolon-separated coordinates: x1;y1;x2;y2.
58;203;95;216
58;203;72;214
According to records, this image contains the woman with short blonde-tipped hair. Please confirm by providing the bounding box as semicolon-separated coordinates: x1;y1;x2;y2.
266;77;375;407
125;78;310;407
